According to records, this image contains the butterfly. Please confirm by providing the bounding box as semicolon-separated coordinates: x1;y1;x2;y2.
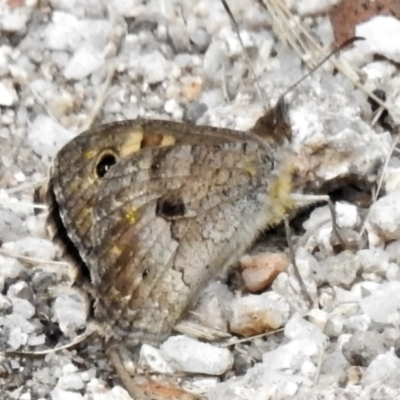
46;110;296;344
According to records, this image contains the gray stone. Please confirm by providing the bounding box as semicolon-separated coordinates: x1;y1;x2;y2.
342;331;386;367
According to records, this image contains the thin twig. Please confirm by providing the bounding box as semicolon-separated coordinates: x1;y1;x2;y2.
4;328;94;358
0;249;69;266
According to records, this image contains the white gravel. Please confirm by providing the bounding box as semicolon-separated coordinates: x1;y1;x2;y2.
1;1;400;399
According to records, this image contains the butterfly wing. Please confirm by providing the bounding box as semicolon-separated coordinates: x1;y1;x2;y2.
47;119;251;271
91;138;275;342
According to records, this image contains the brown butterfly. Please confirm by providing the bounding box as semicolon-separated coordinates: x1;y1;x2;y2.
46;112;295;344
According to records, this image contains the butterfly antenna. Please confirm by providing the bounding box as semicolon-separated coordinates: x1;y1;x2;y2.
279;36;365;100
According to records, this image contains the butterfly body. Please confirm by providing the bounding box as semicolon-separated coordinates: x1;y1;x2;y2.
47;118;292;343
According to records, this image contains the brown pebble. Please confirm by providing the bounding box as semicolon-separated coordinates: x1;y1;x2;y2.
240;252;289;292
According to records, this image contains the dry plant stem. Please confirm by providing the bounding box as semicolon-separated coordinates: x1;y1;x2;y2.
221;328;284;347
0;249;69;266
220;0;267;108
3;328;93;358
80;64;116;132
359;129;400;237
107;345;203;400
313;347;325;386
327;199;346;248
263;0;389;111
5;178;47;194
107;345;147;400
0;202;47;210
284;217;313;307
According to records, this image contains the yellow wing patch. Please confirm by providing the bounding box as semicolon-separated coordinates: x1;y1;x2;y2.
125;207;138;224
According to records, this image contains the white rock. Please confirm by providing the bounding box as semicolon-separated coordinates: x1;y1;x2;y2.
3;237;57;261
383;164;400;193
139;344;174;374
0;294;11;312
285;313;328;349
4;313;35;334
357;248;389;277
90;384;138;400
386;263;400;281
262;338;319;371
272;248;318;312
51;388;84;400
193;282;232;332
300;359;317;378
369;189;400;241
356;16;400;63
57;373;84;391
307;309;328;331
345;314;371;333
296;0;340;15
160;335;233;375
208;362;311;400
386;239;400;264
44;13;111;52
316;250;360;288
0;256;24;281
0;80;18;106
8;326;28;350
164;98;183;120
360;281;400;324
28;116;75;162
28;334;46;347
137;51;169;85
361;351;400;387
11;298;35;319
63;45;104;80
335;202;359;229
324;314;344;337
229;292;290;336
53;294;88;337
0;209;25;242
43;12;82;51
0;3;32;33
7;281;34;301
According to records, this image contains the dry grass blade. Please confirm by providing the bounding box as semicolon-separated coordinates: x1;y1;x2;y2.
221;328;284;347
0;249;69;266
3;327;94;358
174;320;231;341
359;130;400;237
262;0;389;110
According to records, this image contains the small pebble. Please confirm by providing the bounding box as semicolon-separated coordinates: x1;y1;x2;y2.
285;313;328;349
324;314;344;337
240;252;289;292
369;189;400;241
342;331;386;367
161;335;233;375
229;292;290;337
52;294;88;337
360;281;400;324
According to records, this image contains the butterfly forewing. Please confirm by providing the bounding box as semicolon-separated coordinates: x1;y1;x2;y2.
90;138;275;342
47;118;278;343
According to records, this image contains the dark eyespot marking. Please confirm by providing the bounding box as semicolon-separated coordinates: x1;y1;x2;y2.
96;153;117;178
142;269;149;278
156;198;186;219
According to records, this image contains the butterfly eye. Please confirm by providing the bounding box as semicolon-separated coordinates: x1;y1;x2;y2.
96;152;117;178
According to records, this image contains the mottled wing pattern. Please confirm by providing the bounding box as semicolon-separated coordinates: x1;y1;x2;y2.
91;139;274;342
48;119;240;269
47;119;277;343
